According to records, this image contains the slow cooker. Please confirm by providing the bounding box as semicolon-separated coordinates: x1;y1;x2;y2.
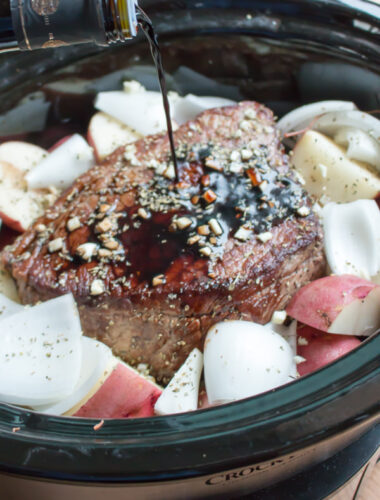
0;1;379;498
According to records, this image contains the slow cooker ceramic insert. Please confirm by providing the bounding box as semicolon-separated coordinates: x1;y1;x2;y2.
0;1;379;499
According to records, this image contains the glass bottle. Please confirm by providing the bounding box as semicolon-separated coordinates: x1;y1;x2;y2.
0;0;138;52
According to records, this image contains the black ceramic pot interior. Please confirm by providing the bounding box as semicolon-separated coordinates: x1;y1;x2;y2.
0;1;379;145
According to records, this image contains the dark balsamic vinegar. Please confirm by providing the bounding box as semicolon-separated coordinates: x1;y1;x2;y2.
136;6;179;180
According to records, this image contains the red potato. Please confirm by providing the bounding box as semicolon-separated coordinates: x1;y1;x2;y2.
198;386;212;410
127;396;161;418
287;275;380;336
0;161;46;232
48;135;73;152
73;362;162;419
0;141;47;173
0;133;28;144
37;124;80;150
0;142;52;231
88;111;141;162
297;325;361;376
0;213;23;233
0;225;17;251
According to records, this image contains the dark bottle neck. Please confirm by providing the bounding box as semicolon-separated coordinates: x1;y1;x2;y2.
7;0;137;51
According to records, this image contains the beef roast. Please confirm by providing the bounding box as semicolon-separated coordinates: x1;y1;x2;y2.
2;102;325;382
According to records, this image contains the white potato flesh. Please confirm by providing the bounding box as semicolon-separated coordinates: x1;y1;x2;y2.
329;287;380;335
0;161;45;231
88;112;142;161
287;275;380;336
0;141;47;174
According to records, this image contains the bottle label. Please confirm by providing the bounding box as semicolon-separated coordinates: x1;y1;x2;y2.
10;0;108;50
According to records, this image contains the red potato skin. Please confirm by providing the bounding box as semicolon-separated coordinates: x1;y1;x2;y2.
87;130;105;163
87;131;99;161
0;225;18;250
87;114;103;162
0;211;25;233
73;362;162;419
198;387;212;410
38;125;80;150
128;396;161;418
87;114;136;163
0;134;28;145
286;274;379;332
48;135;73;153
297;324;361;376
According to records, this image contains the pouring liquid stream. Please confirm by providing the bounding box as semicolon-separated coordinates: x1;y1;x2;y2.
137;7;179;181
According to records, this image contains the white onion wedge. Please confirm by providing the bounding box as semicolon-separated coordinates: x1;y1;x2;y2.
204;321;296;405
0;141;47;174
334;127;380;171
154;348;203;415
313;110;380;172
323;201;380;280
0;294;82;406
173;94;236;125
314;109;380;141
0;293;22;320
95;91;179;136
269;320;298;380
277;100;356;139
26;134;95;190
32;337;114;415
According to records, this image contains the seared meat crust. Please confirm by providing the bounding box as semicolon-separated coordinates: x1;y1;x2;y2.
2;102;325;382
